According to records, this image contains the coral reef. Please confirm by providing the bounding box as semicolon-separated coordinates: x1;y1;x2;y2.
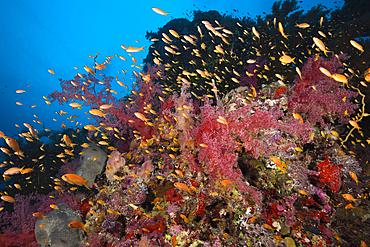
1;1;370;246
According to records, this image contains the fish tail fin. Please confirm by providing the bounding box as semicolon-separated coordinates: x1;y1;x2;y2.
324;50;332;57
354;199;360;205
19;166;25;174
84;180;93;190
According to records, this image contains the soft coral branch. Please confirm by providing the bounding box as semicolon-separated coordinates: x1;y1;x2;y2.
288;54;358;127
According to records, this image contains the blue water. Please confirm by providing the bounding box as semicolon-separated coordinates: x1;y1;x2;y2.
0;0;342;140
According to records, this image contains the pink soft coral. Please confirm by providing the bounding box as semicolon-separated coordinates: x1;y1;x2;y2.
49;64;166;140
288;54;358;127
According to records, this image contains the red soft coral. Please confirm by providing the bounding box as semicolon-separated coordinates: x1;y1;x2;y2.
288;54;358;127
314;156;343;193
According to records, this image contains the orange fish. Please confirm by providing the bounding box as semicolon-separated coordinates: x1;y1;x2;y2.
342;194;359;204
180;214;189;223
50;204;59;210
152;7;169;16
69;102;82;109
294;147;303;152
248;216;258;223
219;180;234;187
4;167;24;175
364;68;370;82
83;65;95;75
48;69;54;74
295;23;310;28
331;130;339;137
54;186;63;192
1;195;15;203
94;62;106;70
293;113;304;124
298;190;308;196
33;212;48;220
0;147;10;155
97;199;106;207
319;67;332;77
274;235;284;241
350;40;364;54
217;116;228;125
126;46;145;53
107;208;121;215
278;22;289;39
263;223;274;230
15;90;26;93
174;169;184;178
345;203;355;210
99;104;113;110
313;37;331;56
63;134;75;147
142;228;151;233
169;29;180;38
252;26;260;39
89;109;106;118
134;112;148;122
151;198;160;204
279;55;294;65
5;137;22;155
62;174;92;189
68;221;87;232
84;125;100;131
349;120;360;130
332;73;348;87
174;182;191;193
349;171;359;184
270;156;287;173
